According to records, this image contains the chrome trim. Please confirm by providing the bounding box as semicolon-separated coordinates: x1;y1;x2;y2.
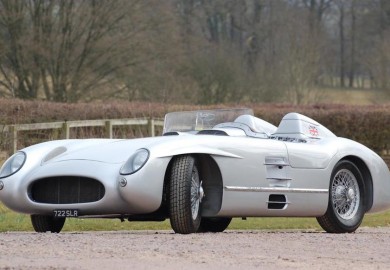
264;163;290;166
267;201;291;204
224;186;328;194
266;177;293;181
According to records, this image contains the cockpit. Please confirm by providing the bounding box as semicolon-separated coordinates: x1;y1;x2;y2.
163;109;336;142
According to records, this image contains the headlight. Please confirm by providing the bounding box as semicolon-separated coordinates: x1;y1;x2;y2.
120;149;149;175
0;152;26;178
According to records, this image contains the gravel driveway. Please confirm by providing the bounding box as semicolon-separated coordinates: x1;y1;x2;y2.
1;227;390;270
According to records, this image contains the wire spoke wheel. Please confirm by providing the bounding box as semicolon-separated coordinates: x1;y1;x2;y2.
316;160;365;233
332;169;360;220
190;170;203;220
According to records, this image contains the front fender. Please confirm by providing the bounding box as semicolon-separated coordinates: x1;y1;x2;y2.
148;136;243;159
156;145;241;159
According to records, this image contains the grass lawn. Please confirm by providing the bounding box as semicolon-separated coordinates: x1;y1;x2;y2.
1;202;389;232
320;87;390;105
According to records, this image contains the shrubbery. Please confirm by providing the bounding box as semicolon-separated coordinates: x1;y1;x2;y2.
0;98;389;154
252;104;390;153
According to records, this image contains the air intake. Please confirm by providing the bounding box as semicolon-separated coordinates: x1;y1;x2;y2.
197;130;228;136
30;176;105;204
268;194;287;210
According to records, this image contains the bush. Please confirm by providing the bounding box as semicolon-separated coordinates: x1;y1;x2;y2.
252;104;390;152
0;98;389;155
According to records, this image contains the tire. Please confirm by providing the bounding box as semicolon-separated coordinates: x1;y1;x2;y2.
198;217;232;233
31;215;66;233
169;155;204;234
316;160;365;233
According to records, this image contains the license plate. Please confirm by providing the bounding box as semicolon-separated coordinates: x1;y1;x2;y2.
53;209;79;217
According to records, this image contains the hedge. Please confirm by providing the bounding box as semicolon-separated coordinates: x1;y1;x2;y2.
252;104;390;153
0;99;389;154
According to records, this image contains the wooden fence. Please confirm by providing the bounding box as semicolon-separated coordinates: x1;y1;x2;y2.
1;118;390;168
0;118;164;154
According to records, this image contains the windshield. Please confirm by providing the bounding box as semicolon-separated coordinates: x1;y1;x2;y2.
163;108;253;133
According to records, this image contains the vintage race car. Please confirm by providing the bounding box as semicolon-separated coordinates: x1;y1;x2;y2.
0;108;390;234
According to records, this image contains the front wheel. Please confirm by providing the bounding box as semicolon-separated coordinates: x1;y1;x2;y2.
169;155;204;234
316;160;365;233
31;215;66;233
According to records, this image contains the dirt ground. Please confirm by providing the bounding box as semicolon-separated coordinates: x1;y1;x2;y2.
1;227;390;270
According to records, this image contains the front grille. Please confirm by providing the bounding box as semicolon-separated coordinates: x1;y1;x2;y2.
30;176;105;204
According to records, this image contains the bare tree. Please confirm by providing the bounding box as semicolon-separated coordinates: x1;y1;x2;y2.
348;0;357;87
0;0;158;102
378;0;390;92
0;0;36;98
357;0;390;92
302;0;333;31
0;0;389;104
335;0;347;87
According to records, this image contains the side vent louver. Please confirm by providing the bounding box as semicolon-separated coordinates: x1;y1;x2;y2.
268;194;288;210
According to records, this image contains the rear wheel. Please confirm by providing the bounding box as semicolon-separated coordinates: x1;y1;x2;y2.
198;217;232;233
169;155;204;234
317;160;365;233
31;215;66;233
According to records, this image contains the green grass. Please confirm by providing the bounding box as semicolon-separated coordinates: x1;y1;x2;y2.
1;202;390;232
320;87;390;105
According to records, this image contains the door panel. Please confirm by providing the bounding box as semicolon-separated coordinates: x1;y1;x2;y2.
285;141;337;169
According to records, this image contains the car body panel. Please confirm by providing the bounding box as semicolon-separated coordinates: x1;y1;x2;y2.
0;110;390;222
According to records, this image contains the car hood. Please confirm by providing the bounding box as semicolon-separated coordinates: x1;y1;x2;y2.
36;135;242;165
41;137;167;164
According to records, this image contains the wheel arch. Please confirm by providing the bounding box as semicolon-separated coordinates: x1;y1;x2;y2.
163;153;224;217
341;155;373;212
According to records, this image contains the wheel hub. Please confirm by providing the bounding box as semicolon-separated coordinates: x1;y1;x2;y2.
191;170;204;220
335;186;345;198
347;187;355;201
198;182;205;202
332;169;360;220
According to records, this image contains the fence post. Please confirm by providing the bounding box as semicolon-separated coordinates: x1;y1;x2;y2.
105;120;113;139
9;125;17;154
148;118;155;137
62;122;70;139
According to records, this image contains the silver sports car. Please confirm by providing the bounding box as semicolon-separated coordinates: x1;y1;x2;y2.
1;108;390;234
